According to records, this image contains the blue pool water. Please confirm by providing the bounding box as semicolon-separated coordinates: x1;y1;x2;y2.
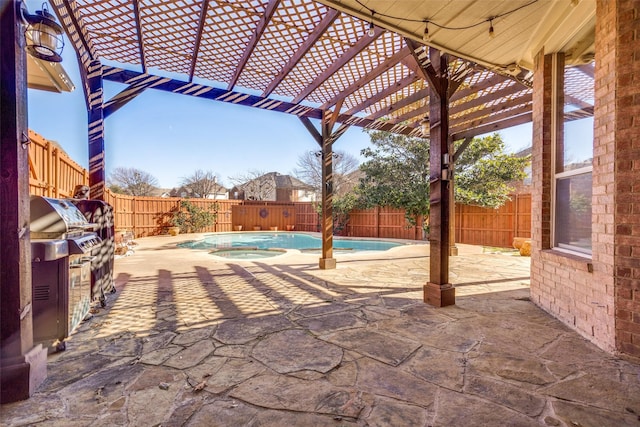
179;232;403;252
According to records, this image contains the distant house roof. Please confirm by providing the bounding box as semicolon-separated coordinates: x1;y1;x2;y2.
237;172;313;191
169;184;228;198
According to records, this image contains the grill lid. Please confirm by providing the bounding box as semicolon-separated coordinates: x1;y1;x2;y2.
30;196;95;238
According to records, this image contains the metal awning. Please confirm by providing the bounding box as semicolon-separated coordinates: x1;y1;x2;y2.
48;0;594;138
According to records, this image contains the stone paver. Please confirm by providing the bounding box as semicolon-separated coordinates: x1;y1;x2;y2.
1;235;639;426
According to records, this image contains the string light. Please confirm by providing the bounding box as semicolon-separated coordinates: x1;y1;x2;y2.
422;21;430;42
354;0;538;36
488;19;495;38
368;20;375;37
367;10;376;37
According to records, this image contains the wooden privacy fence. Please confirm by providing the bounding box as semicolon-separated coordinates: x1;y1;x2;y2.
348;207;426;240
28;130;88;198
26;130;531;247
104;193;241;237
454;194;532;248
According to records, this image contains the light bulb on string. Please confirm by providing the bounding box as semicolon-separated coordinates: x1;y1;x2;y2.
422;21;430;42
368;20;375;37
488;19;495;38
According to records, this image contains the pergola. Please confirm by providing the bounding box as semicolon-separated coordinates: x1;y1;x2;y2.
1;0;600;402
44;0;593;296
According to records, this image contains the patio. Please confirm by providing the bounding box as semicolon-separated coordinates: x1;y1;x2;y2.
2;237;638;426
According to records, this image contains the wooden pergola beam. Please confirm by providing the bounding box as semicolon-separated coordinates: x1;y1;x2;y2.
262;9;340;97
227;0;281;90
188;0;210;82
103;74;172;118
452;112;533;140
390;104;429;125
450;103;532;134
320;46;411;110
450;93;533;128
450;83;528;116
299;117;322;146
52;0;95;64
344;72;419;116
369;73;512;123
292;26;384;104
369;87;428;121
101;66;428;136
132;0;146;73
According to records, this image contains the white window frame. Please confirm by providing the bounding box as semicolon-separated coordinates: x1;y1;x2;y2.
550;54;593;258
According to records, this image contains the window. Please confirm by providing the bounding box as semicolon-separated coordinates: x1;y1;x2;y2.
553;60;594;255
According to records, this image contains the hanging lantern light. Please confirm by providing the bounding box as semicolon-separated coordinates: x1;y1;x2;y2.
23;3;64;63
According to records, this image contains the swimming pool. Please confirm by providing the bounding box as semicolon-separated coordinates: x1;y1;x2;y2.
179;232;403;253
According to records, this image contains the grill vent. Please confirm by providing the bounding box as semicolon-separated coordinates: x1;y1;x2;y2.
33;283;50;301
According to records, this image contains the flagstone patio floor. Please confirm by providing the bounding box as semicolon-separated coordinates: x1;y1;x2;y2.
2;234;639;426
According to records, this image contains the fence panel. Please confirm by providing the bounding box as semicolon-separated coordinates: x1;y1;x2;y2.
455;194;531;247
348;207;424;240
231;202;297;231
294;202;318;232
28;130;87;197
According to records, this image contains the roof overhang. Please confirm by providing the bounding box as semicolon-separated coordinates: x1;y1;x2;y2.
27;54;75;93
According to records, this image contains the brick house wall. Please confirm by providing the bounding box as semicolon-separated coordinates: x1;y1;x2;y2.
530;0;640;360
609;0;640;358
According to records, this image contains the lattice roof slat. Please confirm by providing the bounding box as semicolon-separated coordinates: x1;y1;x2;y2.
343;62;409;113
50;0;554;139
236;0;328;92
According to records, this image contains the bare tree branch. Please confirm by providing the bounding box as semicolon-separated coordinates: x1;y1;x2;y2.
181;169;221;198
108;167;159;196
293;150;360;198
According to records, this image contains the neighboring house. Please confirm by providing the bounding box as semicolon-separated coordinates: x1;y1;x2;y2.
168;184;229;199
230;172;315;202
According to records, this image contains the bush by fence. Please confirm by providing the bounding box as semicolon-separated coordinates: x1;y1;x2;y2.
27;130;531;247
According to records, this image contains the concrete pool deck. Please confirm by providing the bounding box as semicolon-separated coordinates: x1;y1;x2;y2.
2;234;639;426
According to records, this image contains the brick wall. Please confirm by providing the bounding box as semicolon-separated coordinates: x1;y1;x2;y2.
609;0;640;358
530;46;616;353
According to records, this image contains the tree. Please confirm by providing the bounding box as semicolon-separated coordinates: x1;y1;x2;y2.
357;131;529;225
293;149;360;199
181;169;220;198
358;132;431;225
453;133;529;207
108;167;159;196
294;149;361;234
167;200;218;233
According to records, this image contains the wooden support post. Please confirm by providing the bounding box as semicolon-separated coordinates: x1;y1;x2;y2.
319;111;336;269
0;1;47;403
87;60;106;201
424;48;455;307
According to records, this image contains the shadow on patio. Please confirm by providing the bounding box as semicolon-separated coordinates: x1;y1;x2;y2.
1;237;638;426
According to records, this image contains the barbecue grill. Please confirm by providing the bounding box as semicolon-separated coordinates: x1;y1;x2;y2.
30;196;102;351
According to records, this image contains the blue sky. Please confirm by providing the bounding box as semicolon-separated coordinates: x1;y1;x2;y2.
26;1;533;190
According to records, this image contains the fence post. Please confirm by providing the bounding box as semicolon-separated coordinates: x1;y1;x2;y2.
514;194;520;238
52;146;59;198
45;140;52;197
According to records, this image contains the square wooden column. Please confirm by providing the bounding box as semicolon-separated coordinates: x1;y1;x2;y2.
86;60;106;200
0;1;47;403
424;48;455;307
319;112;336;269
